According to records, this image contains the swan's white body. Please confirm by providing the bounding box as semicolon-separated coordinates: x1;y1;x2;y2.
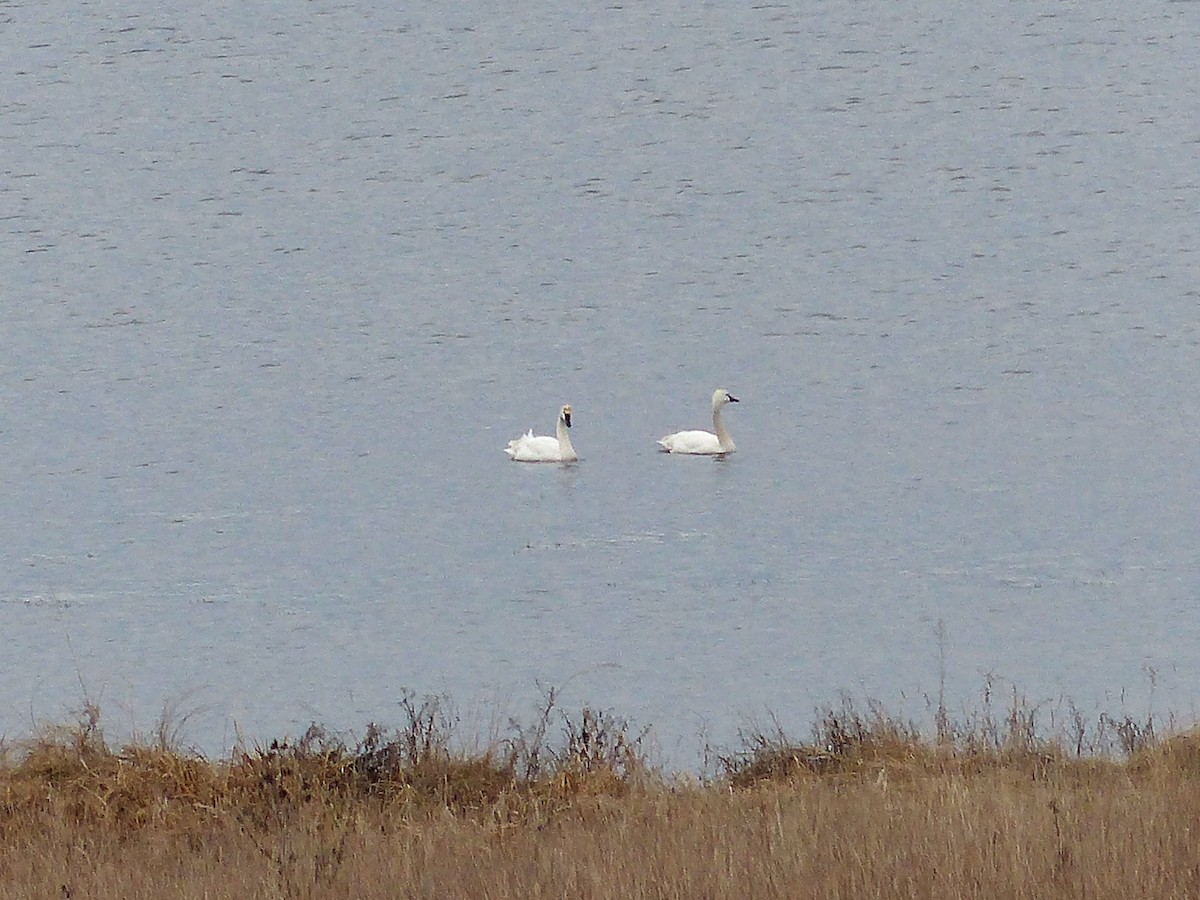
657;389;738;455
505;404;577;462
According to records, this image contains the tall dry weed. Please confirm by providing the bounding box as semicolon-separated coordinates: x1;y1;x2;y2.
4;689;1200;898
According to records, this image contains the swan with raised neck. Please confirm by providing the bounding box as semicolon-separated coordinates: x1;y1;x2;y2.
505;404;577;462
657;389;738;455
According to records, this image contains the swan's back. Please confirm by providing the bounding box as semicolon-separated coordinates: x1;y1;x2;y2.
657;430;725;455
507;432;568;462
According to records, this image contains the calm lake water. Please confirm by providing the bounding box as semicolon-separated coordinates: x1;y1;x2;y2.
5;0;1200;767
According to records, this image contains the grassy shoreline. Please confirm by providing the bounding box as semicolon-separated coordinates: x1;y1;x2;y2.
1;690;1195;898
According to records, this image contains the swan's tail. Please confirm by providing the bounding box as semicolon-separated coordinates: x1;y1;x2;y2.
504;429;536;457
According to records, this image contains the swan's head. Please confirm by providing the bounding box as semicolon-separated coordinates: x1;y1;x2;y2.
712;389;739;409
560;404;573;427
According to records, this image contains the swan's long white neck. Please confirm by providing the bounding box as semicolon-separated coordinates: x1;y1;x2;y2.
712;406;735;453
557;415;577;459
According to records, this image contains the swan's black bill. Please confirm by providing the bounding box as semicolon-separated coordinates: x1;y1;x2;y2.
728;395;739;403
564;412;572;427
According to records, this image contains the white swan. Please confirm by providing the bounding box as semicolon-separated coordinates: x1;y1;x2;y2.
505;404;577;462
657;389;739;455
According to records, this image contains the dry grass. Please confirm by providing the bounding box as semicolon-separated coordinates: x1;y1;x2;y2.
2;690;1199;899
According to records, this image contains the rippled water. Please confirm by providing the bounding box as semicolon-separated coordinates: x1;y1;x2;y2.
5;1;1200;766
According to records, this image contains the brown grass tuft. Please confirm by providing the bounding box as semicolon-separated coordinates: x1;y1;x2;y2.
4;690;1200;898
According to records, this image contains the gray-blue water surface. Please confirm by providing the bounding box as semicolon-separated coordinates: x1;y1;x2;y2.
5;0;1200;767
